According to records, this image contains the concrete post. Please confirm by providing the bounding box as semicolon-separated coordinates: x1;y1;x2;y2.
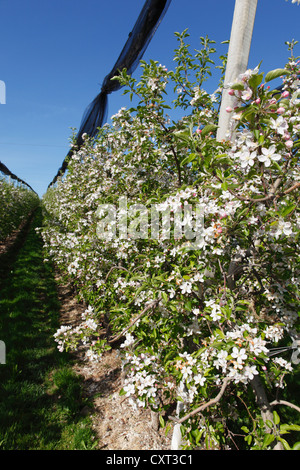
217;0;258;142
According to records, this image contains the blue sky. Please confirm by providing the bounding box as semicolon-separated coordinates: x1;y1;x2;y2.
0;0;299;197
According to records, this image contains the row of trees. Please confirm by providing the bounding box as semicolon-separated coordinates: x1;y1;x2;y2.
41;31;300;449
0;177;39;242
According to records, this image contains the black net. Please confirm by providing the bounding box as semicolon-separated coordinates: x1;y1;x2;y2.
0;160;37;194
48;0;171;187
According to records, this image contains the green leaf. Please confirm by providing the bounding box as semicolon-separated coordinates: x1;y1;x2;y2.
278;437;291;450
253;129;260;141
265;68;290;83
173;129;190;143
280;424;300;432
196;429;204;445
249;73;264;90
181;153;198;166
159;415;165;428
201;124;218;137
263;433;275;447
272;161;283;173
279;203;296;217
215;169;223;180
230;82;244;91
184;300;193;311
214;328;225;339
241;105;255;123
266;420;274;429
273;410;280;425
221;181;228;191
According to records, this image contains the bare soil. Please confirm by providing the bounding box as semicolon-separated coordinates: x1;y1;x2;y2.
55;275;173;450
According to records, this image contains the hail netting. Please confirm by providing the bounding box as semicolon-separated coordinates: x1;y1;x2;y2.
0;160;37;194
48;0;171;188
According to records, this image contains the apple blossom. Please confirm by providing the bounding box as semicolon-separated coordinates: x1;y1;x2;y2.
257;145;282;167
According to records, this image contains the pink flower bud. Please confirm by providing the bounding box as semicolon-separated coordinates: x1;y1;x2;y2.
228;89;235;96
255;98;261;104
281;91;290;98
226;107;233;113
285;140;293;149
277;107;285;114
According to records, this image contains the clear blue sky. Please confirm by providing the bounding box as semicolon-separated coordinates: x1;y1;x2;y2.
0;0;299;197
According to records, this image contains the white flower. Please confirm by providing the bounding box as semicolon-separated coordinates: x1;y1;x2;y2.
249;337;269;355
258;145;281;167
147;78;158;91
85;349;101;362
272;218;293;239
243;365;259;380
248;215;258;225
273;357;293;371
270;116;288;136
168;287;176;299
193;272;204;283
210;305;222;321
213;350;228;372
123;382;135;397
120;333;135;348
239;148;257;168
84;318;98;331
241;87;253;101
231;347;247;364
194;374;206;386
265;325;284;342
291;89;300;105
180;281;192;294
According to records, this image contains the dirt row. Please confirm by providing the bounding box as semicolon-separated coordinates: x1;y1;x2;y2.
55;274;173;450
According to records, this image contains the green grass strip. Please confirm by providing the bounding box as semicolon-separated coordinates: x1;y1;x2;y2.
0;208;97;450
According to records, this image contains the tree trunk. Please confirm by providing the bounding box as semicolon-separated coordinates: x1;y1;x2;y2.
250;375;284;450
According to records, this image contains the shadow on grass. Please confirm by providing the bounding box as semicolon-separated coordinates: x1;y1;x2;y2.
0;208;97;450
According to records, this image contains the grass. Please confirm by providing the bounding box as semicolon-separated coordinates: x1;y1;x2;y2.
0;208;98;450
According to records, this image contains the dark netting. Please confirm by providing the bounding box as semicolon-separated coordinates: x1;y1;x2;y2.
0;160;37;194
48;0;171;188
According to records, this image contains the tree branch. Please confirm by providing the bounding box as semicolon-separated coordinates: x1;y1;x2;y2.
270;399;300;414
226;176;283;203
170;377;230;424
105;264;129;282
284;182;300;195
108;297;161;343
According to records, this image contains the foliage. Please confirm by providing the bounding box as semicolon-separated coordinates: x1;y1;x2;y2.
0;177;39;242
41;31;300;450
